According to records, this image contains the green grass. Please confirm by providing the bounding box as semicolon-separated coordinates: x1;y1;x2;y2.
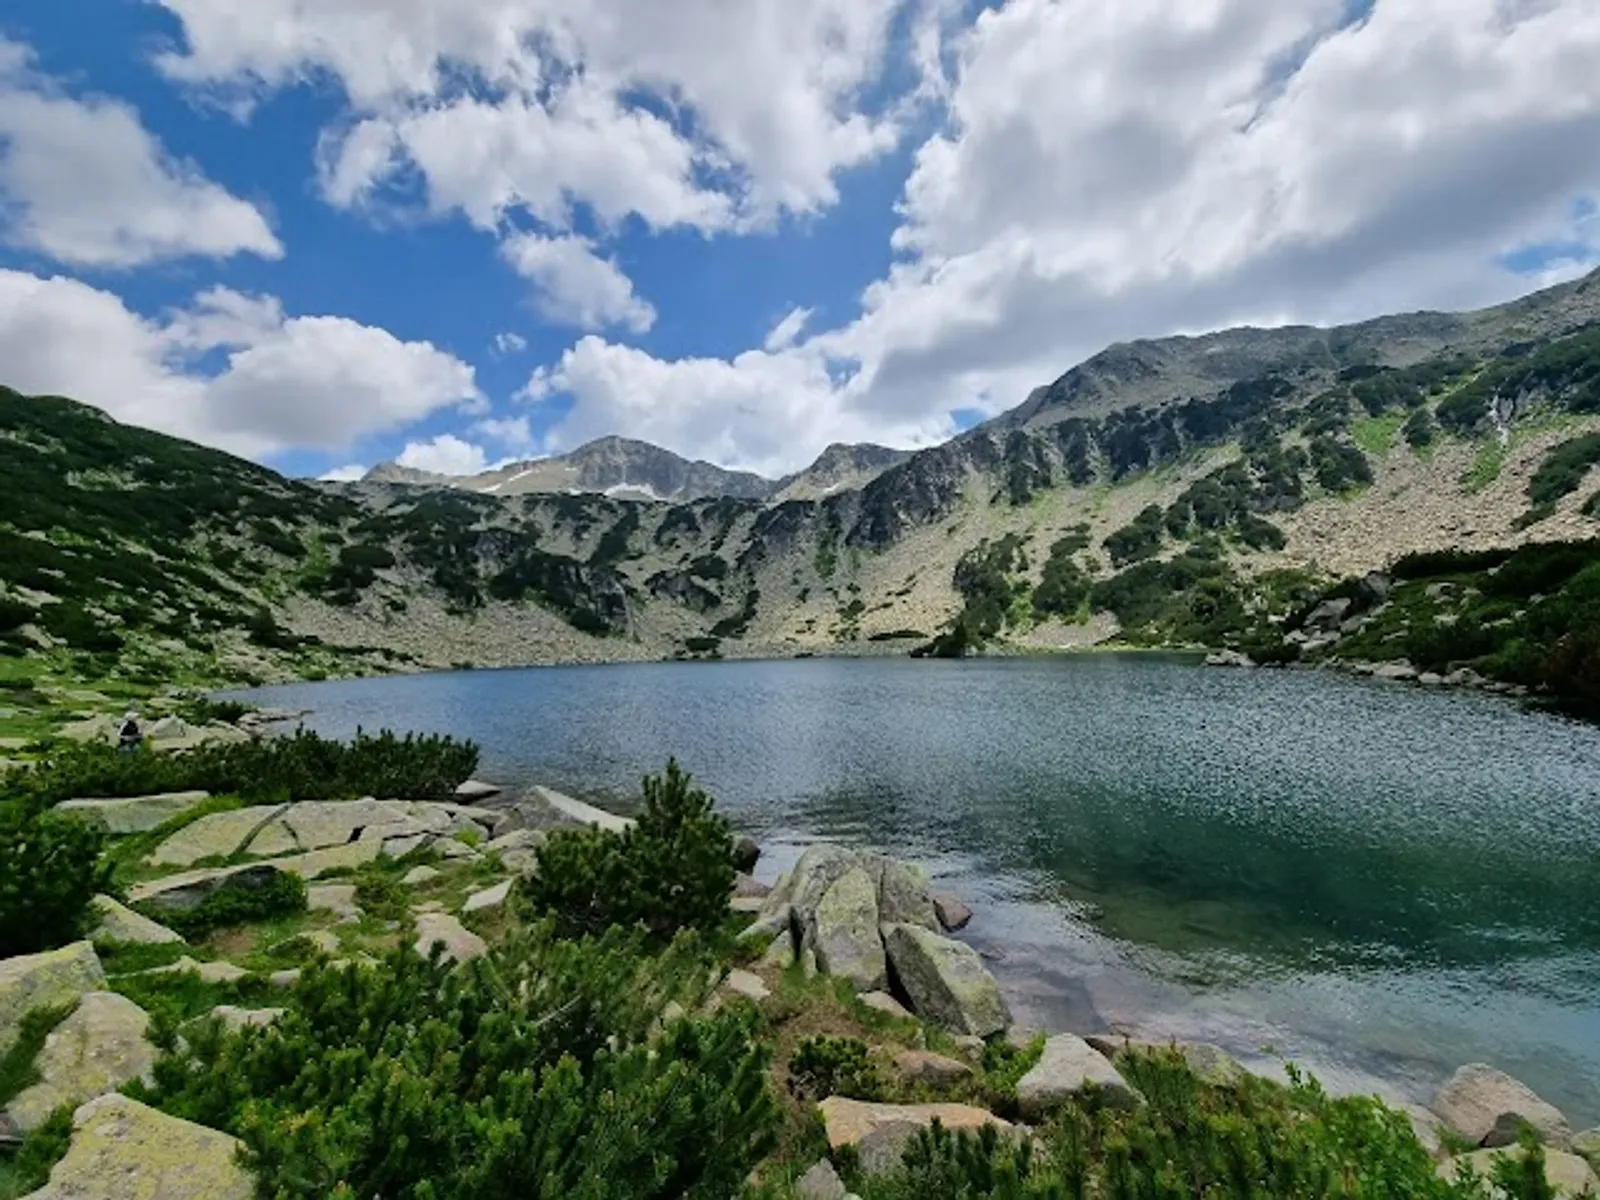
1351;413;1405;456
1462;438;1508;492
0;1002;77;1108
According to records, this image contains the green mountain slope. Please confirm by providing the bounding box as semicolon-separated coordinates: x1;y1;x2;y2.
2;268;1599;723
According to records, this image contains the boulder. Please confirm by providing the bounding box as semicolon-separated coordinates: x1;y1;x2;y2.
795;1158;848;1200
733;836;761;873
882;923;1009;1037
1430;1063;1573;1150
88;896;182;946
454;780;502;802
868;855;939;930
209;1006;283;1032
1441;1147;1598;1196
818;1097;1012;1174
1204;650;1256;668
0;943;105;1056
721;969;771;1004
270;840;384;880
306;883;361;921
1304;597;1353;631
893;1050;973;1090
146;805;286;868
414;913;486;965
20;1093;253;1200
1016;1033;1144;1120
806;868;887;992
1084;1035;1245;1086
1574;1129;1600;1171
281;798;404;851
56;792;210;835
4;992;156;1133
402;866;442;887
462;879;513;914
932;894;972;933
1373;662;1420;683
514;785;633;833
128;862;289;915
789;846;862;916
858;991;914;1022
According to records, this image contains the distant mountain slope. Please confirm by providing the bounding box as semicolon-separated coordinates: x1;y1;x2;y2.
2;268;1598;706
360;436;905;504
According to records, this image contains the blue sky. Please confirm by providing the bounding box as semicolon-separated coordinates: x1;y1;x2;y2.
1;0;1596;481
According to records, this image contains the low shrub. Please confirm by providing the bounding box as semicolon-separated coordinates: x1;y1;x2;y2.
520;759;735;945
788;1036;883;1102
0;807;108;956
143;871;307;940
148;928;778;1199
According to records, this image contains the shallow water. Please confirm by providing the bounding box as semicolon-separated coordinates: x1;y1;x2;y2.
231;654;1600;1123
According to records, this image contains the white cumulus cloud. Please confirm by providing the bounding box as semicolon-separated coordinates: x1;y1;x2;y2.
0;38;281;268
500;232;656;333
395;434;491;476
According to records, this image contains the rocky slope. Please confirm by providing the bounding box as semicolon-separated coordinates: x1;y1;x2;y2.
2;269;1599;696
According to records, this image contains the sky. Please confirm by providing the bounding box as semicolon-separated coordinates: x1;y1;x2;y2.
0;1;1598;483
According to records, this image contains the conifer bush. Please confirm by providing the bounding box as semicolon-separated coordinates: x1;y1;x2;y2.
149;926;778;1199
0;806;107;956
520;759;736;944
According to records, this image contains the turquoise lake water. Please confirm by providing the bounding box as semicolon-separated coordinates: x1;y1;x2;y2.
233;654;1600;1124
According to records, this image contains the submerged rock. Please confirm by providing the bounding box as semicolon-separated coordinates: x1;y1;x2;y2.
21;1093;253;1200
932;893;972;933
882;923;1009;1037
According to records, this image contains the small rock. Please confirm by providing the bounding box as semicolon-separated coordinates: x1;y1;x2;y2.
462;879;513;914
1574;1128;1600;1171
858;991;914;1022
1084;1035;1245;1086
1418;672;1445;686
893;1049;973;1089
4;992;156;1134
951;1035;986;1061
484;829;544;874
818;1097;1012;1174
795;1157;848;1200
1430;1063;1573;1150
306;884;361;921
1204;649;1255;668
434;838;478;861
932;894;972;933
1440;1147;1598;1196
1016;1033;1144;1120
210;1005;283;1032
731;896;766;914
1372;662;1420;683
414;912;486;965
0;942;106;1057
721;969;770;1003
732;836;761;873
22;1093;254;1199
454;780;502;802
267;969;301;990
402;865;442;887
733;873;772;899
88;896;183;946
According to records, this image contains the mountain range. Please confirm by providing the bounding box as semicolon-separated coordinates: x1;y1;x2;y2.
357;437;910;504
1;267;1598;703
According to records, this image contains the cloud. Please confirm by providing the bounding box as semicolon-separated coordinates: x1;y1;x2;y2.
527;0;1600;473
319;463;367;482
155;0;915;227
473;414;537;451
493;331;528;355
0;270;482;458
764;306;814;352
395;434;490;476
0;38;281;268
500;232;656;333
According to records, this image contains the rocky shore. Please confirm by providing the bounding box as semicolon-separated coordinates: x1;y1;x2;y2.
5;773;1598;1197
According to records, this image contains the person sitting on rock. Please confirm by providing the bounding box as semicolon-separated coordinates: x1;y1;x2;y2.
117;710;142;754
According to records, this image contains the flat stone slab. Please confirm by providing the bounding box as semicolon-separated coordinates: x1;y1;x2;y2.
210;1006;283;1032
21;1093;253;1199
893;1049;973;1089
721;969;771;1003
128;862;288;914
145;805;285;868
402;866;442;887
57;792;211;835
88;896;183;946
5;992;156;1134
858;991;914;1021
0;942;105;1057
818;1097;1011;1173
306;884;361;920
454;780;502;802
462;879;512;914
137;957;248;985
